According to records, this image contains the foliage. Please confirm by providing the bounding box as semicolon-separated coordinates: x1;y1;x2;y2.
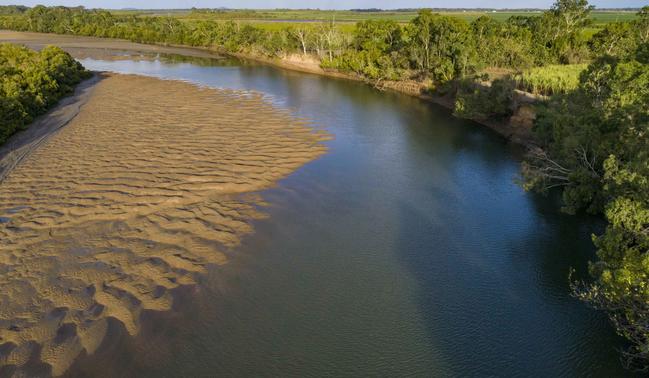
405;10;477;82
0;43;89;144
0;5;28;15
454;78;515;120
588;6;649;61
471;16;536;69
589;22;638;59
322;19;407;80
0;2;601;84
514;64;587;95
523;49;649;371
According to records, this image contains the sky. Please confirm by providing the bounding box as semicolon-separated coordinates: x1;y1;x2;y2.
0;0;646;9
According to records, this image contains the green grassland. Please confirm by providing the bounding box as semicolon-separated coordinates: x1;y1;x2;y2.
118;8;638;36
117;8;638;24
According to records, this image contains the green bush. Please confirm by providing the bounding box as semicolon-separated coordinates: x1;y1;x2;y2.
454;78;515;120
0;43;89;144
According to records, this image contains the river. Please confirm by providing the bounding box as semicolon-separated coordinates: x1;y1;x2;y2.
59;54;630;377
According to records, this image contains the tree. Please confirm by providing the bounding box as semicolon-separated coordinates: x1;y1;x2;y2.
550;0;593;37
316;20;343;61
522;53;649;371
472;15;535;69
408;10;476;82
527;0;593;63
589;22;637;59
637;6;649;44
290;26;310;56
522;57;647;214
0;43;89;144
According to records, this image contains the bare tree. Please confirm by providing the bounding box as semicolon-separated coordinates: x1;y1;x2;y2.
315;18;341;61
521;145;600;192
291;27;309;56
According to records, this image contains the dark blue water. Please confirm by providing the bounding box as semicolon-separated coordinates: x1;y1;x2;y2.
67;56;630;377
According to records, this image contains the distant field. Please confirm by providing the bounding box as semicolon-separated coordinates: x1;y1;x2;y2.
180;10;544;23
117;9;639;38
118;9;639;25
121;9;637;39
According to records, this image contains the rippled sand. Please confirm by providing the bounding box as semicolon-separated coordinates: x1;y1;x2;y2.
0;74;328;376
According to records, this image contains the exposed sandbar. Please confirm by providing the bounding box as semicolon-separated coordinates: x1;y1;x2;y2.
0;73;328;376
0;30;224;60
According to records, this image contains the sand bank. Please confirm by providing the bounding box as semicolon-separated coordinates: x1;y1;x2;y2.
0;30;225;60
0;73;328;376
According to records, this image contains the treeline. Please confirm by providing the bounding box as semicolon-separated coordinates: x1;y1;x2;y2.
0;44;89;144
0;1;617;83
0;2;640;86
0;5;28;15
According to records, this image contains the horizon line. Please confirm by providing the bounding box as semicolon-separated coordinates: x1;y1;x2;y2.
6;5;642;11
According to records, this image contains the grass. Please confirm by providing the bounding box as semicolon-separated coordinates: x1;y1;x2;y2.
124;9;638;40
514;64;588;96
112;8;639;41
116;9;639;25
139;9;637;39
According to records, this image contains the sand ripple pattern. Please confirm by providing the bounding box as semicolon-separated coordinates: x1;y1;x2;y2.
0;74;328;376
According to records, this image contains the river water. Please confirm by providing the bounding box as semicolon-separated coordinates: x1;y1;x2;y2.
63;55;630;377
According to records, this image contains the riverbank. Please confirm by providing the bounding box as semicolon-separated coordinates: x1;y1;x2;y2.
228;51;538;146
0;30;538;147
0;72;328;376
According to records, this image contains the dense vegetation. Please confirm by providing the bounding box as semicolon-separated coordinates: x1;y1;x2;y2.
523;41;649;374
454;78;516;120
0;2;621;83
0;5;28;15
0;43;89;144
0;0;648;372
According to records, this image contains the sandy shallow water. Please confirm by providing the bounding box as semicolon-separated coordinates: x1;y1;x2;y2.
0;73;328;376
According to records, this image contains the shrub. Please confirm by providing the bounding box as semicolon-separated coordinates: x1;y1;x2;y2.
0;43;89;144
454;77;516;120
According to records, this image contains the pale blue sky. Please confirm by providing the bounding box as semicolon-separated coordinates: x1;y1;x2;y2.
0;0;645;9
